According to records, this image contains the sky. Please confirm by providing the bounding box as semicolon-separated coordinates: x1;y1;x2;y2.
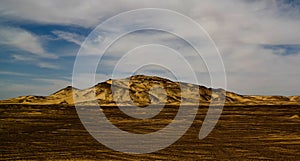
0;0;300;99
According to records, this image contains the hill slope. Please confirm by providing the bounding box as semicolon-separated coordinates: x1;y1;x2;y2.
0;75;299;106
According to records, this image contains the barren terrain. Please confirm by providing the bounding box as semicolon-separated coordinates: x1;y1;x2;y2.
1;104;299;160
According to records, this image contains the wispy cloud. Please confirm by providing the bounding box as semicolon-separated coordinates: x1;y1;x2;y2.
0;71;32;77
11;54;36;61
10;54;60;70
0;26;58;58
36;62;60;69
52;30;85;46
0;26;62;70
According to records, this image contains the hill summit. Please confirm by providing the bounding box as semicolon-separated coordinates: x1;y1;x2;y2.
0;75;299;106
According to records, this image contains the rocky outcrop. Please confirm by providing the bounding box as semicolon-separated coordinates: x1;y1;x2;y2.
0;75;299;106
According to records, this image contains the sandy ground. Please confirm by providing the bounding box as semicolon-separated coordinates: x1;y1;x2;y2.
0;105;299;160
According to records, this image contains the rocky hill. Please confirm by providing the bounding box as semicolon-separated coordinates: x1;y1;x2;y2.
0;75;299;106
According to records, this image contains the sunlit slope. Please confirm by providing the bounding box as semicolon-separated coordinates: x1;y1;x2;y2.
1;75;299;106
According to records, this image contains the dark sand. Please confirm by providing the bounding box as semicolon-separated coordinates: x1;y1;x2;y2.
1;105;299;160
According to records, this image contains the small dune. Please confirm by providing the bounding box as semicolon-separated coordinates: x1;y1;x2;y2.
289;115;299;119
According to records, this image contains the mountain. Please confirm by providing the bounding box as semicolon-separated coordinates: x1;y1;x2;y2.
0;75;299;106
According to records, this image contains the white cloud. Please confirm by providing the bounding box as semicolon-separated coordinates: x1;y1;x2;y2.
36;62;60;69
11;54;60;70
11;54;36;61
0;26;61;70
2;1;299;46
0;26;58;58
52;30;85;46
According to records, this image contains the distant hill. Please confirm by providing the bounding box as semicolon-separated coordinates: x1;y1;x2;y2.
0;75;299;106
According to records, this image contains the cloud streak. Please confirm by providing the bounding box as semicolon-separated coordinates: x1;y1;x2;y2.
0;26;57;58
52;30;85;46
0;71;33;77
0;26;62;70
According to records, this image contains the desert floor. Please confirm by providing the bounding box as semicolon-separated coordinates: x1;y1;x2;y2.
1;105;299;160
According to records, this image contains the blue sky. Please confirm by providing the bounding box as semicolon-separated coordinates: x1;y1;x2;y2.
0;0;300;99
